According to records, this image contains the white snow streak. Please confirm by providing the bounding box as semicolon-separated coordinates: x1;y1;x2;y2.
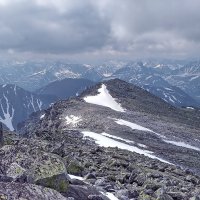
14;85;17;95
114;118;200;152
103;192;119;200
30;95;36;112
84;84;125;112
186;107;194;110
82;131;172;164
37;99;43;110
114;119;154;132
164;140;200;151
40;114;45;119
101;132;134;144
0;94;15;131
68;174;84;180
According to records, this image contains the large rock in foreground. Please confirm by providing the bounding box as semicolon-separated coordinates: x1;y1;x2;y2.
0;140;69;185
0;182;67;200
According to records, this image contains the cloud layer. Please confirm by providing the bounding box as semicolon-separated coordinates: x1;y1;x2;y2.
0;0;200;61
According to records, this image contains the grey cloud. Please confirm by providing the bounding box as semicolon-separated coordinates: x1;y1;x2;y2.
0;0;200;60
0;0;111;53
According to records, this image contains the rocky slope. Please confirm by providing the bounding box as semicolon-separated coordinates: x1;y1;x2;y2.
3;79;197;199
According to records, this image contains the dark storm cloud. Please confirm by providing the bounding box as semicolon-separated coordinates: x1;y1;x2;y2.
0;0;200;59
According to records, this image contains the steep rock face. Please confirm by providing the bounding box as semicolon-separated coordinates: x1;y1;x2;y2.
0;84;56;130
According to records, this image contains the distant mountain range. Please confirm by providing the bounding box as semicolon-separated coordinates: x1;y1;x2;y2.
110;62;200;107
0;60;199;109
0;61;102;91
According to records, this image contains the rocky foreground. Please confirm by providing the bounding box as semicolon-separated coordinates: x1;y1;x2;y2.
0;126;200;200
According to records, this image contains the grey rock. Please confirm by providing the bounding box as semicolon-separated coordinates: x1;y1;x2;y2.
36;173;70;193
157;194;174;200
85;173;97;180
0;181;67;200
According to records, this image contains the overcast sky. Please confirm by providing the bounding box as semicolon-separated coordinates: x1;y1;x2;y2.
0;0;200;62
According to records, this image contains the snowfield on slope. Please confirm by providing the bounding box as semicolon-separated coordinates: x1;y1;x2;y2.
82;131;172;164
68;174;84;181
164;140;200;151
113;118;164;138
114;119;154;133
113;119;200;152
84;84;125;112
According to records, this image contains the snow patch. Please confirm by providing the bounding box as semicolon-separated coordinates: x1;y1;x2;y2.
84;84;125;112
0;94;15;131
82;131;172;164
68;174;84;180
66;115;82;127
37;99;43;110
102;192;119;200
54;70;80;79
114;119;154;133
186;107;194;110
30;95;36;112
40;114;45;119
101;132;134;144
138;143;147;148
164;140;200;151
190;76;199;81
103;73;112;77
145;76;152;80
83;64;93;69
14;85;17;95
30;70;46;76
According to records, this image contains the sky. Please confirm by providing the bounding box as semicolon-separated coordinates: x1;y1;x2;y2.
0;0;200;62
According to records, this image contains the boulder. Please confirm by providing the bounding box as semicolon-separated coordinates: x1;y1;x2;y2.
0;142;70;186
0;181;67;200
